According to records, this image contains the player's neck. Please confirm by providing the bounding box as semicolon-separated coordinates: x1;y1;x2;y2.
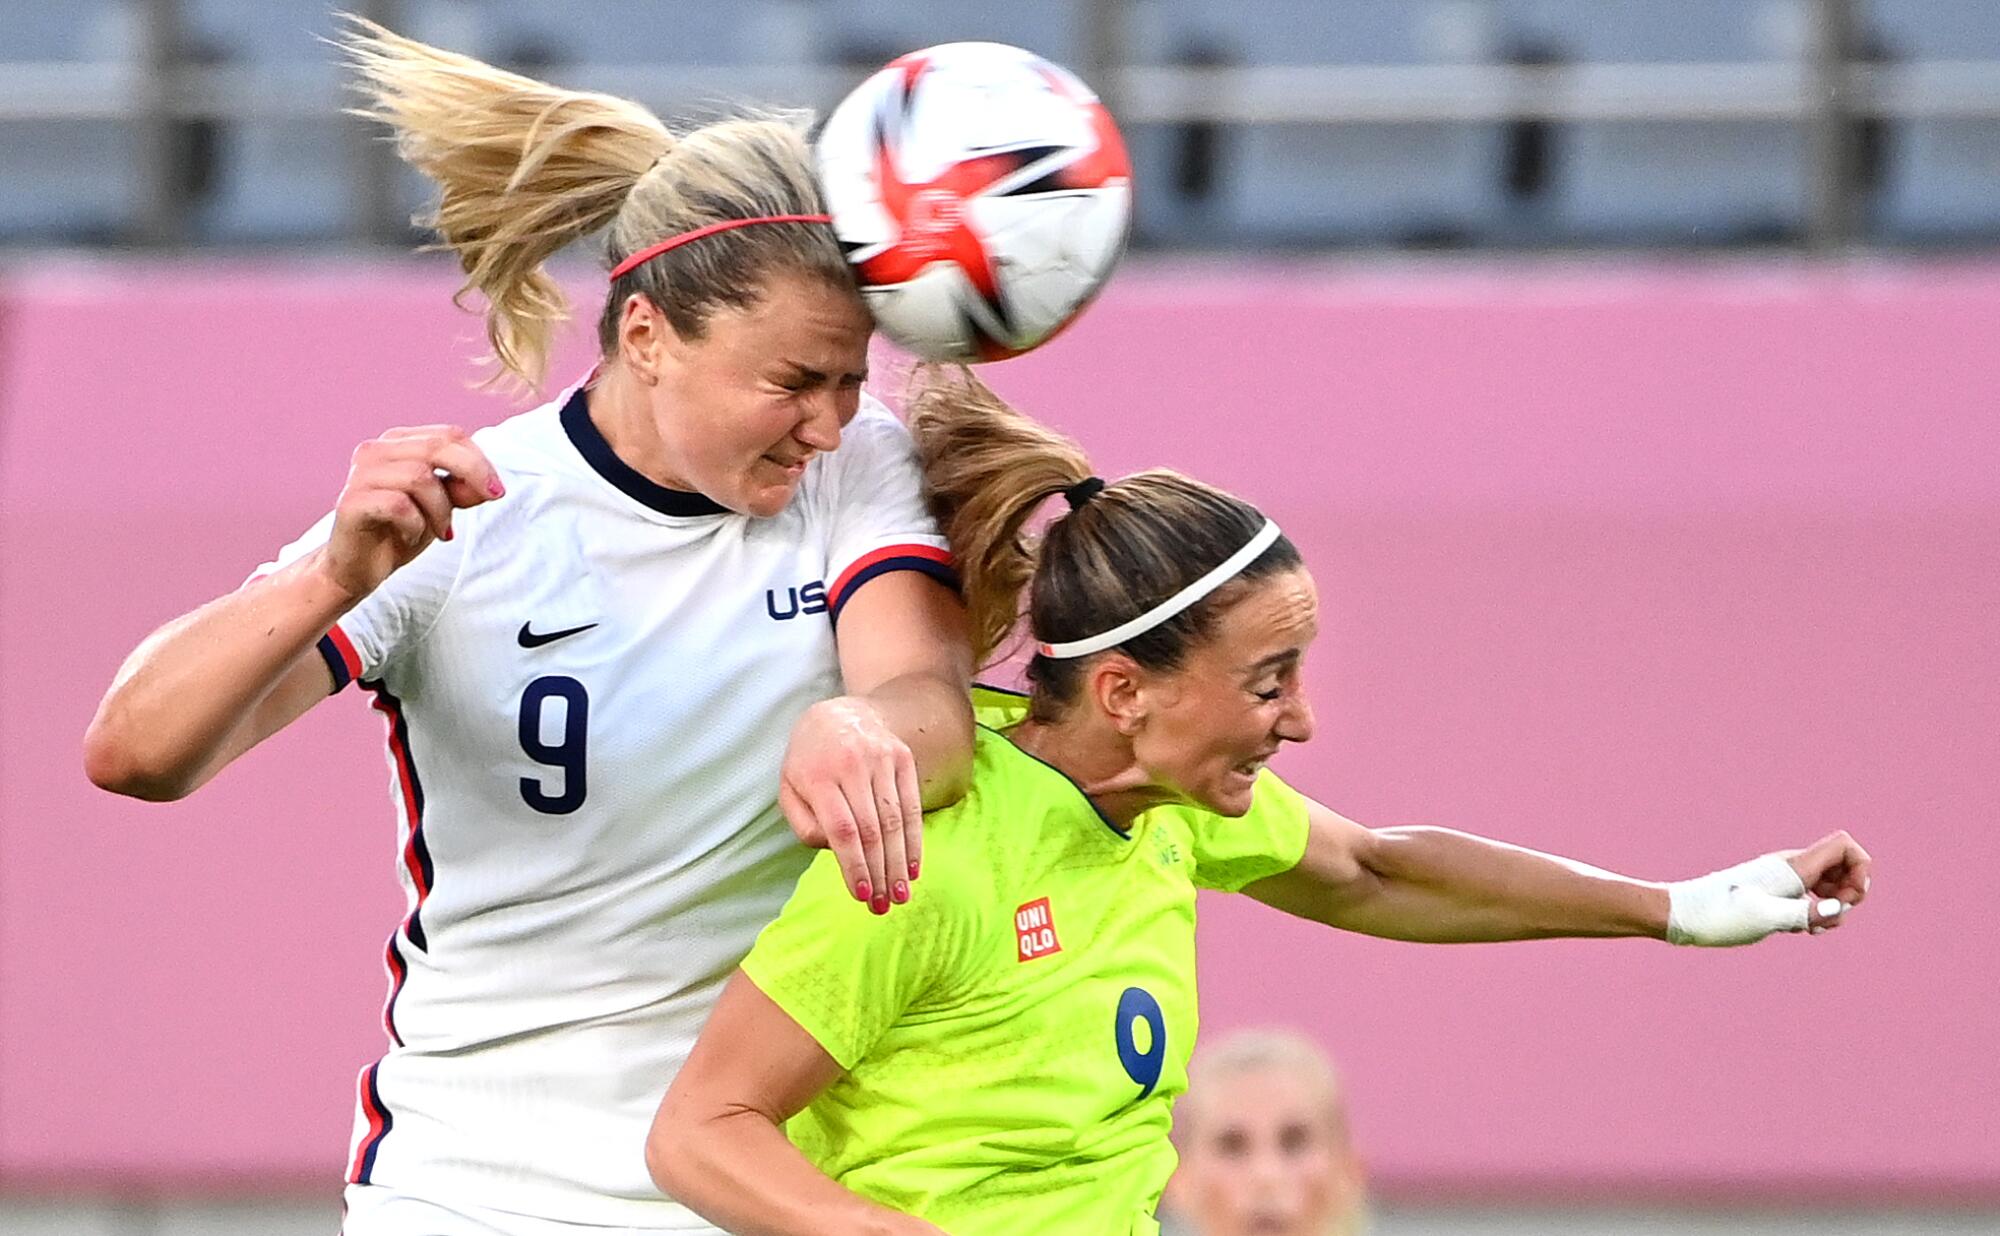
588;364;700;493
1008;718;1179;830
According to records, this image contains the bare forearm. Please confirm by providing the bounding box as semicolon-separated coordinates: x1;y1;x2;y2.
85;550;349;798
648;1107;932;1236
862;671;974;809
1323;827;1668;942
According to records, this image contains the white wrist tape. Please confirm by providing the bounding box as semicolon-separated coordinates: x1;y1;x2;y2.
1666;854;1816;947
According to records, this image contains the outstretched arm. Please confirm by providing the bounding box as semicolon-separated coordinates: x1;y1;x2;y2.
647;973;946;1236
1245;799;1870;946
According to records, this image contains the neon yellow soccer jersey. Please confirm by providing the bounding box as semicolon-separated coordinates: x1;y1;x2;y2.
738;687;1313;1235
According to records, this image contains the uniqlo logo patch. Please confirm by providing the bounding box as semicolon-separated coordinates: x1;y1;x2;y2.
1015;897;1061;962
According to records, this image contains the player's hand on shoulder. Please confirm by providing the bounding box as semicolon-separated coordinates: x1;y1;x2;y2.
1664;829;1870;947
321;425;505;602
779;696;923;918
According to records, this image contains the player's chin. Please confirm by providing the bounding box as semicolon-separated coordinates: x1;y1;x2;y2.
740;460;807;517
1197;767;1260;818
739;476;803;518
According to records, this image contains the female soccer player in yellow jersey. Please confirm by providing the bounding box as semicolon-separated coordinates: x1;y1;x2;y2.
647;370;1873;1236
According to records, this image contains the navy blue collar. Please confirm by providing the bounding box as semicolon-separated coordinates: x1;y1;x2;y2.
560;386;730;517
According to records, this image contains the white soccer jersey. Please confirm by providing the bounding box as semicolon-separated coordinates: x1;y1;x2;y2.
253;383;952;1228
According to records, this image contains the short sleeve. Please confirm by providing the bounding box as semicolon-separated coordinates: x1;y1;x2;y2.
1186;770;1313;893
739;849;962;1070
820;398;956;625
245;510;468;692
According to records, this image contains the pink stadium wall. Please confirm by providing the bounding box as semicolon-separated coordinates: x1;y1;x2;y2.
1;259;1993;1199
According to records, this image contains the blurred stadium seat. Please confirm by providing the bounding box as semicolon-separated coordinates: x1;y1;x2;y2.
813;0;1084;69
0;3;139;242
462;0;811;67
1494;0;1812;244
1866;0;2000;240
1134;0;1506;246
180;1;349;243
2;1;1998;251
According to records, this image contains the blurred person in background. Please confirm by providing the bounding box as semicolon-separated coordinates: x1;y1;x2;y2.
1165;1030;1366;1236
81;18;970;1236
645;368;1872;1236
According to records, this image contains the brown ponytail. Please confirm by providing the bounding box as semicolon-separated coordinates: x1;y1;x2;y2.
909;367;1301;713
907;365;1093;664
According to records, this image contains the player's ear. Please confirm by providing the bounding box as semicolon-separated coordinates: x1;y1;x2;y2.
617;293;675;386
1090;655;1150;736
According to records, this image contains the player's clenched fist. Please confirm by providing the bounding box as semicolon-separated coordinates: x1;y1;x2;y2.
324;425;505;601
1664;829;1872;947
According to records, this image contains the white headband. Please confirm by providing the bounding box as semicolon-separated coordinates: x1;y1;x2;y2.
1036;520;1284;660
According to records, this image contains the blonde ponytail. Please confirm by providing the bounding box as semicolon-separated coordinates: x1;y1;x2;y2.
906;365;1092;664
339;15;673;389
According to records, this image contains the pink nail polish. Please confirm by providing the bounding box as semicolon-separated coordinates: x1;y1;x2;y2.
871;896;890;916
855;881;871;902
909;860;921;879
441;526;454;541
488;476;506;498
892;880;909;904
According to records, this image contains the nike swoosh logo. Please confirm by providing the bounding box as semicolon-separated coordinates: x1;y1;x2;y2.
517;621;598;649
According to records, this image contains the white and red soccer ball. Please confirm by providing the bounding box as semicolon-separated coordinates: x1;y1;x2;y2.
816;42;1134;363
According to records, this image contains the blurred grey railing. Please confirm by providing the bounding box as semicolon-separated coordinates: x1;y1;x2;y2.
1;0;1997;250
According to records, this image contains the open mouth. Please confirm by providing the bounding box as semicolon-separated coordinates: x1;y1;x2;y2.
1233;746;1282;778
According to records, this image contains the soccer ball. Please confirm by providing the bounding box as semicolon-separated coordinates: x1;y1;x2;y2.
815;42;1133;363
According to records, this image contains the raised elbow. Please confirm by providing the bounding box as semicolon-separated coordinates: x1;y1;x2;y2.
83;719;193;802
644;1120;695;1198
921;755;974;813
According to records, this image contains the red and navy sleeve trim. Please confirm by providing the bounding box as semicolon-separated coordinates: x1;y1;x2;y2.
364;679;431;1046
317;626;362;694
827;545;958;625
346;1061;395;1184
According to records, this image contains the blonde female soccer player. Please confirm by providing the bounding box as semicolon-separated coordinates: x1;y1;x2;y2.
647;370;1872;1236
83;21;973;1236
1167;1030;1367;1236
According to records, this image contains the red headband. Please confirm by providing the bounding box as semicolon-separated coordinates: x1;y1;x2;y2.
608;214;833;282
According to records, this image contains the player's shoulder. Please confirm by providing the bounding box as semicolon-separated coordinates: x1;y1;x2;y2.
850;390;908;438
930;730;1040;829
822;392;916;477
773;722;1088;970
787;392;918;527
1149;767;1313;893
466;390;573;477
971;684;1030;731
1141;770;1308;852
917;721;1079;885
